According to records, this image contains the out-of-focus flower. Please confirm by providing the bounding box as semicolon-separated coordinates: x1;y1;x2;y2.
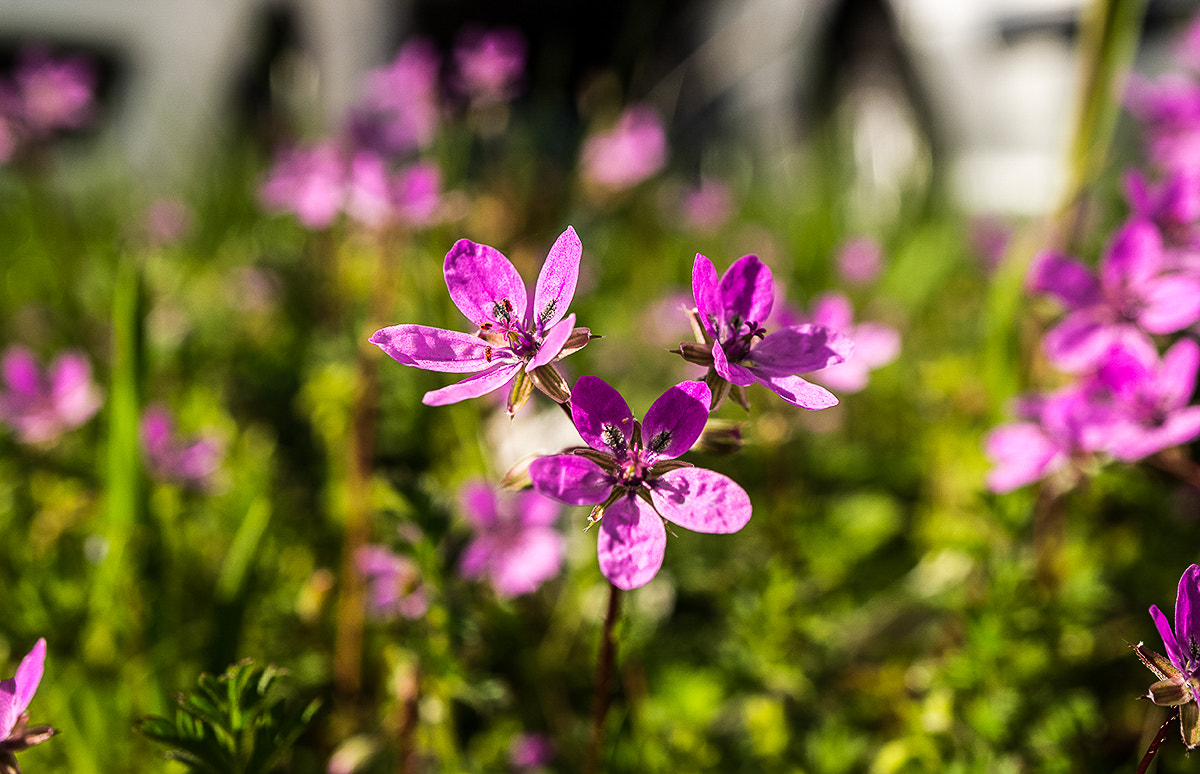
680;178;733;232
1094;337;1200;462
142;198;193;247
351;39;441;156
0;347;103;444
356;545;429;620
581;104;668;190
508;733;555;771
259;141;346;229
1027;219;1200;372
371;228;595;414
1126;73;1200;173
529;377;751;590
1133;564;1200;749
140;405;222;490
1125;169;1200;260
392;161;441;225
0;638;56;771
800;293;900;393
458;480;563;597
678;253;851;410
452;27;526;107
835;236;884;285
12;49;95;138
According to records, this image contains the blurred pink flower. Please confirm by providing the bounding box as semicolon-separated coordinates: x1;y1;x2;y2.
0;637;56;768
13;49;95;137
0;347;103;444
344;151;394;229
452;27;526;106
393;161;442;225
260;141;346;229
581;104;668;190
458;480;564;598
352;39;441;155
681;178;733;231
508;733;555;771
356;545;429;620
140;405;222;490
835;236;883;285
806;293;900;393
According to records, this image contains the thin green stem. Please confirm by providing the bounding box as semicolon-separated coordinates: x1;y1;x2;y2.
585;582;622;774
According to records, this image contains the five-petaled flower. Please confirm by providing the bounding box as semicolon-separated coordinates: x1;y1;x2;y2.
0;346;103;444
1133;564;1200;750
371;227;594;414
0;638;56;774
678;253;852;409
529;376;751;590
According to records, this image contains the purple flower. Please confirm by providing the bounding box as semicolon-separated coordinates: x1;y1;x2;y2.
140;405;222;490
458;480;563;597
0;347;103;444
13;49;95;138
835;237;884;285
1093;337;1200;462
0;638;56;769
1133;564;1200;749
580;105;667;190
1126;73;1200;172
508;733;555;771
529;376;751;590
370;228;593;413
679;253;852;409
350;39;441;156
259;141;346;229
1124;168;1200;262
356;544;429;620
983;383;1114;493
804;293;900;393
392;161;441;225
1028;219;1200;372
452;27;526;106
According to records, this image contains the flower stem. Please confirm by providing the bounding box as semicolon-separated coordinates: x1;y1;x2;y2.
585;582;622;774
1135;707;1178;774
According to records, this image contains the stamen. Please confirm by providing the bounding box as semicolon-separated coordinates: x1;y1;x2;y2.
601;423;625;452
648;429;671;454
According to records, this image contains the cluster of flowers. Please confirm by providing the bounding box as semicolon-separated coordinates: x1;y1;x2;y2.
369;227;856;590
0;346;222;490
0;48;96;165
983;25;1200;494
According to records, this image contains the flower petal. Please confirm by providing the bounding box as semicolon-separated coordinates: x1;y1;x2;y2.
691;253;723;339
719;254;774;326
1177;564;1200;670
459;480;499;528
1160;338;1200;409
1;347;41;397
1027;251;1102;309
11;639;43;725
48;352;101;426
529;454;613;505
422;363;521;405
527;313;575;370
597;496;666;590
516;489;562;527
651;468;751;533
491;527;564;597
640;380;711;461
532;227;581;334
748;324;853;375
570;376;636;456
1138;274;1200;333
753;372;839;410
713;342;757;386
1153;603;1187;672
443;238;529;328
371;324;515;372
1101;218;1163;293
984;423;1066;493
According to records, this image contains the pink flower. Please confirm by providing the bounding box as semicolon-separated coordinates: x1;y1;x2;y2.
452;27;526;106
356;545;429;620
13;49;95;137
804;293;900;393
140;405;222;490
835;237;883;285
680;178;733;232
0;638;55;768
0;347;103;444
508;733;555;770
351;39;441;156
581;104;668;190
458;480;563;598
260;141;346;229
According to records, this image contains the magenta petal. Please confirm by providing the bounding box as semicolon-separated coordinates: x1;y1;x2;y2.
49;352;101;425
1160;338;1200;408
443;238;529;328
1;347;41;397
754;373;839;409
1027;251;1101;309
491;528;564;597
422;363;520;405
529;454;613;505
597;496;666;590
651;468;751;533
1102;219;1163;292
570;376;635;455
532;227;582;334
713;342;757;386
640;380;711;461
851;323;902;368
460;480;499;528
528;313;575;370
1138;275;1200;333
810;293;854;331
1178;565;1200;666
9;639;43;731
1041;313;1123;373
691;253;722;338
516;489;562;527
371;324;512;372
719;254;774;326
984;423;1065;493
1153;603;1187;671
748;325;853;375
